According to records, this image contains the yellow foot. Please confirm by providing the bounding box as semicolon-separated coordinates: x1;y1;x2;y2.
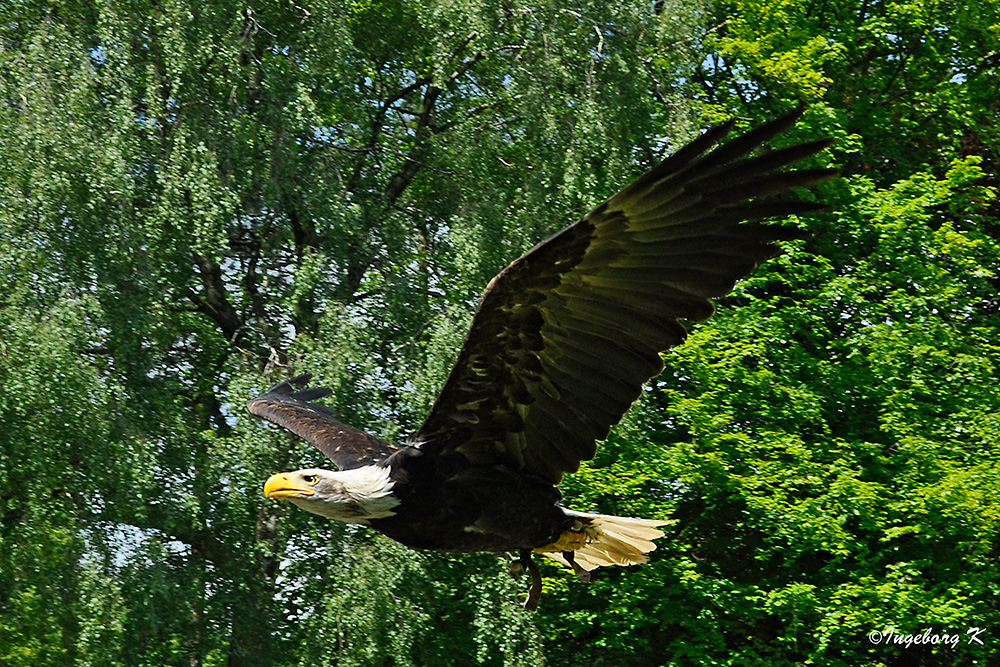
534;530;587;553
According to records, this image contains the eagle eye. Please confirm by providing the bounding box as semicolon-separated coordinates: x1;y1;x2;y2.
301;474;319;485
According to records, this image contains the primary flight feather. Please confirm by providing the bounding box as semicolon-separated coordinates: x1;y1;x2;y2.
249;109;834;609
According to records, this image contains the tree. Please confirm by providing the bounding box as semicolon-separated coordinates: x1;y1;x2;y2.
532;1;1000;665
0;1;708;664
1;0;997;665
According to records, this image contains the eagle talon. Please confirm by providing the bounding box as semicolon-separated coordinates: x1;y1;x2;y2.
533;529;588;554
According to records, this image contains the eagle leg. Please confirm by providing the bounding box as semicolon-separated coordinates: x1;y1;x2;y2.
519;549;542;611
563;550;591;582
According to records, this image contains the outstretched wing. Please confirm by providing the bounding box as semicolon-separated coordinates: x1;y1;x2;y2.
407;109;835;485
248;374;397;470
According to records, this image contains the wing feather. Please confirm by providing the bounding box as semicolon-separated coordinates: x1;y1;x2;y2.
248;374;397;470
408;109;835;484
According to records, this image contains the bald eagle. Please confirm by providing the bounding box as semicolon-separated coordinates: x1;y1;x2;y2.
249;110;833;610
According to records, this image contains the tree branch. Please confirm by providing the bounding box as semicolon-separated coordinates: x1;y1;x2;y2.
190;254;244;346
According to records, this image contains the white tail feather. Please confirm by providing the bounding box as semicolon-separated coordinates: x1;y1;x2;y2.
541;511;670;572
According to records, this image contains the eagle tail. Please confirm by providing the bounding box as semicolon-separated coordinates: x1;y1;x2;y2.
539;511;669;572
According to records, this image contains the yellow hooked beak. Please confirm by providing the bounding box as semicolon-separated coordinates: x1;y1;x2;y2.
263;472;317;499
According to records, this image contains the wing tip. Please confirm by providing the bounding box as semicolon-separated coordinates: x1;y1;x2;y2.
248;373;334;414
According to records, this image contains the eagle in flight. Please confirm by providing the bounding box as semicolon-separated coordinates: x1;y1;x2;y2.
249;109;833;610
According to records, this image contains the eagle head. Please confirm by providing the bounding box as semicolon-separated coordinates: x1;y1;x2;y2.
263;465;399;524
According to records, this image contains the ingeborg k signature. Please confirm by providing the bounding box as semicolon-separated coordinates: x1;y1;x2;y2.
868;627;985;649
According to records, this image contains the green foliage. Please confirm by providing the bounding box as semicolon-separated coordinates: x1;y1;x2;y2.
1;0;999;665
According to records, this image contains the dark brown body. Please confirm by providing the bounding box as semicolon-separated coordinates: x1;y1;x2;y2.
371;448;575;552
